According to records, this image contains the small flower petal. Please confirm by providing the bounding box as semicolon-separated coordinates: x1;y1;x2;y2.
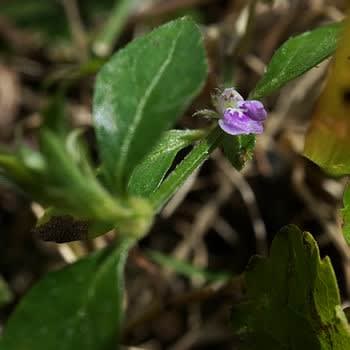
221;88;244;104
219;108;264;135
213;88;244;114
238;100;267;121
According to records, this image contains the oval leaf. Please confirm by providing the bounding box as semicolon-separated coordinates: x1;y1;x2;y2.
128;129;203;197
0;238;133;350
150;127;223;211
93;17;208;194
250;22;341;100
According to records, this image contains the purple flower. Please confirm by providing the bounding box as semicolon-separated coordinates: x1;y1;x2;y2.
213;88;244;114
237;100;267;122
214;88;267;136
219;107;264;135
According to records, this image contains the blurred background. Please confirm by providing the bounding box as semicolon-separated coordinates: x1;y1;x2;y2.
0;0;348;349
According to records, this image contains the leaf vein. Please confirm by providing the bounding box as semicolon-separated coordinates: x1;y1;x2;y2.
116;23;185;182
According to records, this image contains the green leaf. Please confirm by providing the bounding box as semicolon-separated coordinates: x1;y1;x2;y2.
342;183;350;244
128;129;204;197
0;151;38;189
250;22;341;100
232;225;350;350
0;237;134;350
1;129;153;241
41;95;68;136
93;17;208;194
222;134;256;170
38;129;129;222
150;127;223;212
0;129;135;240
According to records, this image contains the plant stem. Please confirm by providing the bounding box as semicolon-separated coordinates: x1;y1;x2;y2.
92;0;139;57
147;249;232;282
61;0;88;61
112;233;137;344
150;127;224;212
